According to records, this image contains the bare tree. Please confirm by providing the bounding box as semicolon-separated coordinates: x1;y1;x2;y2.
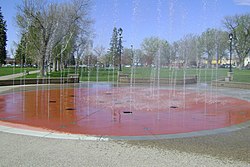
223;14;250;68
199;29;217;67
121;48;133;66
141;37;170;66
214;30;228;68
176;34;199;67
94;45;106;67
16;0;93;76
169;42;179;66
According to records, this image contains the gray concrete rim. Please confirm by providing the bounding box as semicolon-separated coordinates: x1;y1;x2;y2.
0;120;250;141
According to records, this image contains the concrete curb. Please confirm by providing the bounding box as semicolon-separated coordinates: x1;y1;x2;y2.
1;120;249;141
0;124;109;141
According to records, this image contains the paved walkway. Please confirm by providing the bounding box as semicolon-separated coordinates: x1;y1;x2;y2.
0;70;40;80
1;130;249;167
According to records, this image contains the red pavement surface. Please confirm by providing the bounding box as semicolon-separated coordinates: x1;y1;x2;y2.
0;87;250;136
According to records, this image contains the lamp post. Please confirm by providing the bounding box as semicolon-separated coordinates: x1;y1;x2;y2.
131;44;134;66
229;33;233;72
118;28;123;71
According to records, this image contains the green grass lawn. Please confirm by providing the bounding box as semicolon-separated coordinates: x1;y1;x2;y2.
21;67;118;81
21;67;250;83
233;69;250;82
122;67;229;83
0;67;38;76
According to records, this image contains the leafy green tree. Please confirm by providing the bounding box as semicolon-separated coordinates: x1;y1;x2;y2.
15;32;38;66
15;34;26;66
52;35;74;71
0;7;7;66
108;27;124;70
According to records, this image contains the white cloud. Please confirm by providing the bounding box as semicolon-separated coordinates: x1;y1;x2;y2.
234;0;250;6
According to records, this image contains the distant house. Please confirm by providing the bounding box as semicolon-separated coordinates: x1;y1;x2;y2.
220;57;237;66
244;56;250;67
5;57;15;65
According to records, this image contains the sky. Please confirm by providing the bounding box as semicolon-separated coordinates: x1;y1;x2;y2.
0;0;250;56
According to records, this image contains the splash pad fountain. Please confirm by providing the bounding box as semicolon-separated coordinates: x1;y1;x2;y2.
0;82;250;140
1;1;250;141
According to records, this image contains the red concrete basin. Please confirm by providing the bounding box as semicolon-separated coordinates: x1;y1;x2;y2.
0;87;250;136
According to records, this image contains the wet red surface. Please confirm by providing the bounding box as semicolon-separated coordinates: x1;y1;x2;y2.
0;87;250;136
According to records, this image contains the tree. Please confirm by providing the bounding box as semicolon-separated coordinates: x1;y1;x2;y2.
122;48;133;66
214;30;228;67
199;29;217;67
199;28;228;67
73;31;92;70
52;33;76;71
0;7;7;66
94;45;106;67
83;53;97;66
108;27;119;67
141;37;170;66
14;33;36;66
15;34;26;66
16;0;93;76
169;42;179;66
223;14;250;68
133;49;144;66
176;34;197;67
108;27;124;69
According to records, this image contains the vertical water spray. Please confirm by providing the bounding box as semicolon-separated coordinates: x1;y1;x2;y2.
177;1;188;126
215;29;219;113
156;0;162;120
87;51;90;116
168;0;176;117
201;0;209;117
213;0;220;114
129;45;134;114
110;0;119;122
35;64;39;117
131;0;139;87
47;65;51;120
96;57;99;106
59;45;65;118
195;38;201;104
12;62;15;103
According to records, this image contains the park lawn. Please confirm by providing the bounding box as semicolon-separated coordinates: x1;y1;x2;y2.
19;68;79;78
80;69;118;82
122;67;229;83
233;69;250;82
22;67;250;83
22;67;118;81
0;67;38;76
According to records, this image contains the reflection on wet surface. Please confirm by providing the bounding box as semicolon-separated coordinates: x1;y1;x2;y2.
0;86;250;136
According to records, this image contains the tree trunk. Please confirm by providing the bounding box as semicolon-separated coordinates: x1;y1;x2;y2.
53;58;57;72
239;57;244;69
40;54;46;77
56;59;60;71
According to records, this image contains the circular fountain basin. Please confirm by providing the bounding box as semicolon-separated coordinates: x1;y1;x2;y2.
0;86;250;138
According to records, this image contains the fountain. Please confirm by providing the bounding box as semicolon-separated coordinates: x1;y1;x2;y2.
0;81;250;140
0;0;250;140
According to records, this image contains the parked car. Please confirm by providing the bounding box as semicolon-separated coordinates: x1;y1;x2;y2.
3;64;12;67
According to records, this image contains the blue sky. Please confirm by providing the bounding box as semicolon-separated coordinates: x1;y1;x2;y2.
0;0;250;56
